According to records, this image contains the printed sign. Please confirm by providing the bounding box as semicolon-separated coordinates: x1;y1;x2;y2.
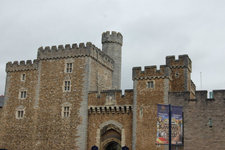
156;104;183;145
171;106;183;145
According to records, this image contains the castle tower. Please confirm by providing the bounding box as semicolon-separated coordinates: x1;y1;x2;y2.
166;55;195;98
132;65;171;150
102;31;123;89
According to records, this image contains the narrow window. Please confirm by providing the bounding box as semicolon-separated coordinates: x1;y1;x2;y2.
147;81;154;89
16;106;25;119
63;106;70;117
18;110;24;118
64;81;71;92
66;63;73;73
20;91;27;99
175;72;179;78
21;74;26;81
61;102;72;118
16;110;24;119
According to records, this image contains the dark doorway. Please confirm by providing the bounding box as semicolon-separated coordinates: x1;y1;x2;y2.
105;141;121;150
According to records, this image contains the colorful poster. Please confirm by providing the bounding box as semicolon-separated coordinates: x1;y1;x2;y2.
171;106;183;145
156;104;169;144
156;104;183;145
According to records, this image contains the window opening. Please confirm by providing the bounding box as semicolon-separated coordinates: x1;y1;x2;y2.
21;74;26;81
17;110;24;118
66;63;73;73
63;106;70;118
20;91;27;99
147;81;154;89
64;81;71;92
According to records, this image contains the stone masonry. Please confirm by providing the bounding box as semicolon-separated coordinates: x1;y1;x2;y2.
0;31;224;150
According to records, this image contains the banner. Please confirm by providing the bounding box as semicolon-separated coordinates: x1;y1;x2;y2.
156;104;169;144
156;104;183;145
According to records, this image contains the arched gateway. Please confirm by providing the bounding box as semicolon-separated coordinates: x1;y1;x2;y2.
100;121;122;150
105;141;121;150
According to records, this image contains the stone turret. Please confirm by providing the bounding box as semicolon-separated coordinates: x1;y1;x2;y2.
102;31;123;89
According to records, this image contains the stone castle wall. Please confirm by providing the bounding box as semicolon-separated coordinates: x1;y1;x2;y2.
0;39;114;149
132;65;171;150
0;68;38;149
131;55;194;150
88;90;133;149
35;57;88;149
169;90;225;150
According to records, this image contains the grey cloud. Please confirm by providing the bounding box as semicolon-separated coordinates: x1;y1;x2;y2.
1;0;225;94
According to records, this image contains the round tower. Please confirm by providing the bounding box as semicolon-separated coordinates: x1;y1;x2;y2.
102;31;123;89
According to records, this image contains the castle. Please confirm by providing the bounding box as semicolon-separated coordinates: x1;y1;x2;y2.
0;31;225;150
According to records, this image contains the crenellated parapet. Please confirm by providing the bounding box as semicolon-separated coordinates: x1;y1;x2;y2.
88;89;133;106
166;55;192;72
37;42;114;70
102;31;123;46
169;90;225;107
132;65;171;80
194;90;225;102
6;59;38;72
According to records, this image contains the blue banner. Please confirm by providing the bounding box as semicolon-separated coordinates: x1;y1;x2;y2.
156;104;183;145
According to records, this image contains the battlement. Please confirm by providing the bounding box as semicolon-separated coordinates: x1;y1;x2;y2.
166;55;192;71
88;89;133;106
182;90;225;107
169;90;225;106
194;90;225;101
132;65;171;80
102;31;123;46
6;59;38;72
37;42;114;70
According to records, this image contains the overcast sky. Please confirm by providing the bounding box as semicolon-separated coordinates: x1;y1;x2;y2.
1;0;225;95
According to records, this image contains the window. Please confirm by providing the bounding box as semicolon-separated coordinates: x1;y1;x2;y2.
175;72;179;78
20;91;27;99
66;63;73;73
17;110;24;118
21;74;26;81
64;80;71;92
16;105;25;119
61;102;72;118
147;81;154;89
63;106;70;117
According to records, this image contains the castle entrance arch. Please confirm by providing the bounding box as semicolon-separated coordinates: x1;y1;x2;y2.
100;123;122;150
105;141;121;150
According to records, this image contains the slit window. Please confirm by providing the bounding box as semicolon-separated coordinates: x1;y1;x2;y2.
21;74;26;81
175;72;179;78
